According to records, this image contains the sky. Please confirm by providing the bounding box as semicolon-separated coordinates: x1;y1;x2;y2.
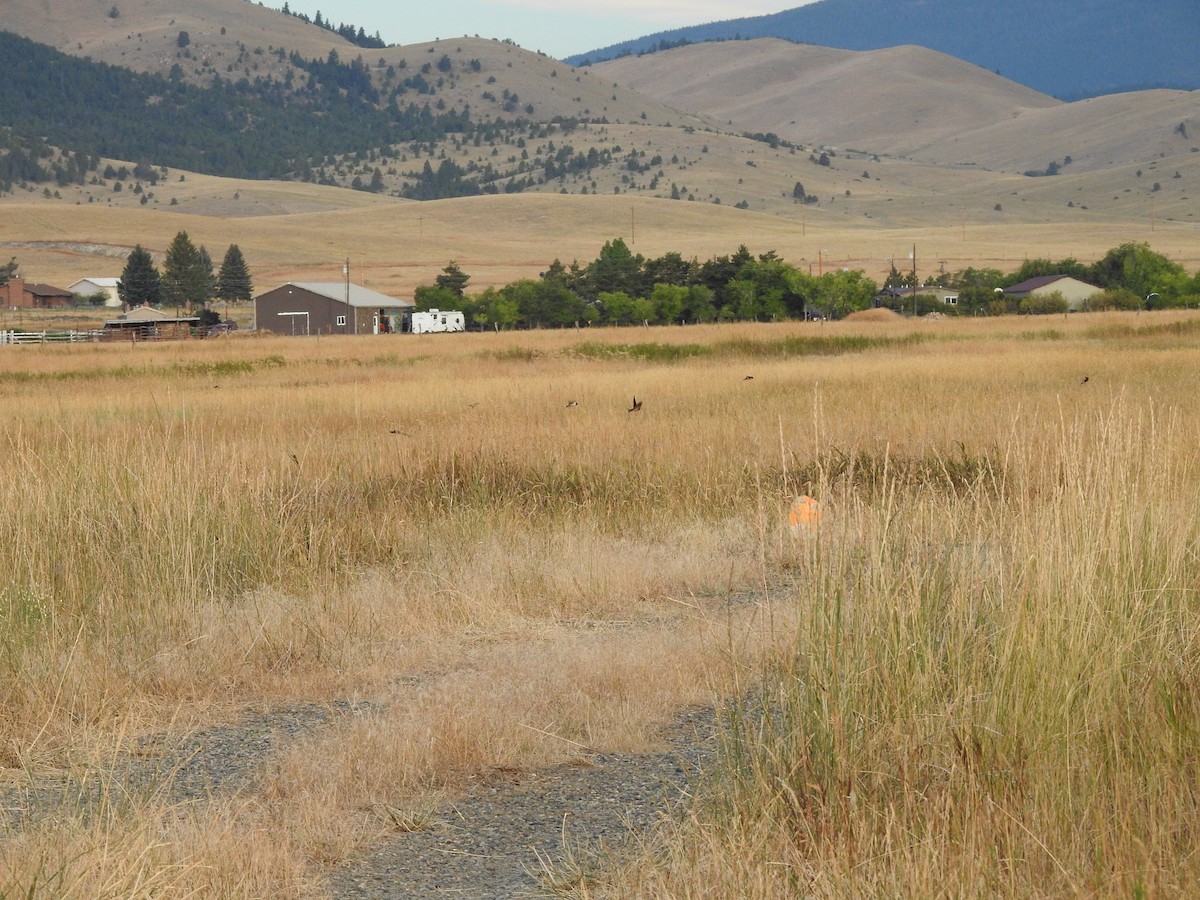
279;1;812;60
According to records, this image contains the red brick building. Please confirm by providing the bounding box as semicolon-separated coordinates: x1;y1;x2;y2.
0;278;75;309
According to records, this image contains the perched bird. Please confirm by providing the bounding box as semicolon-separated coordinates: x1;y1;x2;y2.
627;396;643;413
565;400;579;408
1081;376;1089;384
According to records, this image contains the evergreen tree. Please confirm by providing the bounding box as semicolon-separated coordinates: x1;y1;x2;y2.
0;256;17;286
215;244;253;303
161;230;208;310
435;260;470;298
197;245;216;299
117;245;161;308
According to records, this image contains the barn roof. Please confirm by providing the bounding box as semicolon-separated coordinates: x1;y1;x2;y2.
287;282;414;309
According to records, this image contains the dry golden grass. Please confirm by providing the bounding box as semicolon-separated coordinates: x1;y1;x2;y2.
2;312;1199;895
4;191;1199;309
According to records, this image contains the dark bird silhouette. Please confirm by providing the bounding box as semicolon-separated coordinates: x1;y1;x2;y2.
565;400;579;408
389;429;409;436
743;375;754;380
1081;376;1089;384
627;396;642;413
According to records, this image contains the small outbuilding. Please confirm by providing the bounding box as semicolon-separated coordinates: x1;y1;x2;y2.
1004;275;1101;311
102;305;200;341
254;282;415;335
874;285;961;308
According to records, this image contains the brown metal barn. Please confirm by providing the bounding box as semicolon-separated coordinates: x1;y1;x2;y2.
254;282;414;336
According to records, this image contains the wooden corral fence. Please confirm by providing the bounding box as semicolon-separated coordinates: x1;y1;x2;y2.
0;330;104;345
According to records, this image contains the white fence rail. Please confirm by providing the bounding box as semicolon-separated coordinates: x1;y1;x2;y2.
0;330;104;345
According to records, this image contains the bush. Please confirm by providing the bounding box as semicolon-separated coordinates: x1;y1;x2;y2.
1018;290;1069;315
1079;288;1141;311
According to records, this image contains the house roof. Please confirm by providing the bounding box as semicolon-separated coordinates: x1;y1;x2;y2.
877;285;959;297
285;282;414;309
25;283;73;297
68;278;120;292
1005;274;1098;294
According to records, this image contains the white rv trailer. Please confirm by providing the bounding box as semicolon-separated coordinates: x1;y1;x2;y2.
402;309;465;334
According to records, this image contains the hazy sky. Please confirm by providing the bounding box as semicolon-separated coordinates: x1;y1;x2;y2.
279;1;812;59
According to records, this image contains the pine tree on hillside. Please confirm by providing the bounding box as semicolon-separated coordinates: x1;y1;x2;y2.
215;244;253;303
161;230;208;311
117;245;161;309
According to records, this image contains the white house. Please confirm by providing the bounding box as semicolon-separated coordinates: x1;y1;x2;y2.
68;277;122;308
1004;275;1102;311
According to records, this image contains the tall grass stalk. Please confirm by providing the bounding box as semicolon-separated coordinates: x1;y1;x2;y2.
618;398;1200;896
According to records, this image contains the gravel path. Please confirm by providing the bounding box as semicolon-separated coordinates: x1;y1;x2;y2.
324;705;718;899
0;700;372;830
0;699;721;899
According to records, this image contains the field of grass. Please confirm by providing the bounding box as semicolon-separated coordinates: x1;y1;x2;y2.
1;312;1198;895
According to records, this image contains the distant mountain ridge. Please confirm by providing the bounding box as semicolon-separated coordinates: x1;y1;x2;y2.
566;0;1200;101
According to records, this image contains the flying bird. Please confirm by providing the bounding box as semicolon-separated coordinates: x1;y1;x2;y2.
627;396;643;413
565;400;578;408
743;375;754;381
1081;376;1089;384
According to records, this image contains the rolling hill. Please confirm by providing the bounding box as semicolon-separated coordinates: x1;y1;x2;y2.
567;0;1200;101
2;0;1199;299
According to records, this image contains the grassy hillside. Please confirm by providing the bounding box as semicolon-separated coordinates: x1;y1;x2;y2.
569;0;1200;100
595;40;1060;156
3;1;1199;300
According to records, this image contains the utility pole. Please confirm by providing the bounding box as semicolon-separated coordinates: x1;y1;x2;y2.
911;244;918;316
344;258;353;335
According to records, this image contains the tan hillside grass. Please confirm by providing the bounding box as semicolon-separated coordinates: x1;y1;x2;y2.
593;38;1200;176
4;192;1199;308
6;8;1200;250
3;311;1200;894
594;39;1059;159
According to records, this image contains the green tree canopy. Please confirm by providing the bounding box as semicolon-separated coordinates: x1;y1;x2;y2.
215;244;253;303
434;261;470;298
1090;241;1187;302
117;245;161;308
586;238;644;300
161;231;209;310
413;284;459;312
0;257;17;286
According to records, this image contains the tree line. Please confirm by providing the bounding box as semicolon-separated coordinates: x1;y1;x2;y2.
412;240;1200;329
116;234;252;325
